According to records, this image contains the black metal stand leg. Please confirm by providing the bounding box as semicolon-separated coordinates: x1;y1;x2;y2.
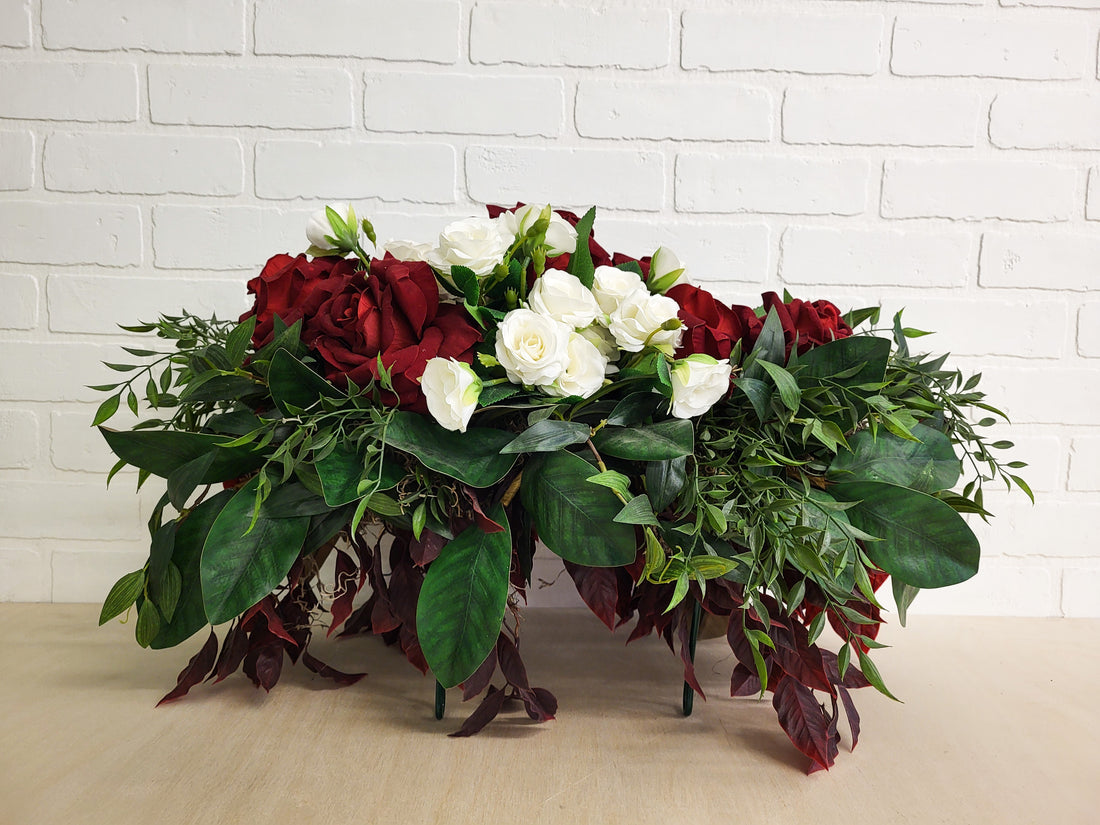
682;600;703;717
434;680;446;720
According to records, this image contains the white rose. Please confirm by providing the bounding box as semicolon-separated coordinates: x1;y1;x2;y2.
496;204;578;256
578;323;620;365
306;202;354;251
421;358;482;433
670;355;733;419
495;308;572;387
381;239;432;263
427;217;512;278
608;290;683;355
592;265;645;316
546;332;609;399
527;268;601;329
648;246;690;293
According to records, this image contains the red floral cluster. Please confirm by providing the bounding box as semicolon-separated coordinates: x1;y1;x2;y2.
241;253;481;412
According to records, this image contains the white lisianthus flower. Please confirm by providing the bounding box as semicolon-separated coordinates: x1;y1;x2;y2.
381;239;432;263
421;358;482;433
591;265;645;316
608;290;683;354
306;202;354;251
648;246;690;293
578;323;620;365
495;308;572;387
527;268;601;329
427;217;512;278
670;355;733;419
546;332;609;399
496;204;578;256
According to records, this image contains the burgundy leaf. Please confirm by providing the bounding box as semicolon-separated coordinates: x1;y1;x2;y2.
808;695;841;775
211;621;250;684
157;630;218;706
399;624;429;674
461;647;498;702
821;649;872;690
242;596;299;647
327;549;359;637
837;684;861;751
301;650;366;687
387;553;423;628
772;675;833;771
773;645;834;695
370;592;401;634
730;663;761;697
496;634;531;690
409;528;445;567
517;686;557;722
463;487;505;533
449;685;507;737
677;607;705;700
564;561;619;630
244;639;283;692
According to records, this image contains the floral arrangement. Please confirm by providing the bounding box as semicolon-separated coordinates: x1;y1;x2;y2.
93;202;1029;772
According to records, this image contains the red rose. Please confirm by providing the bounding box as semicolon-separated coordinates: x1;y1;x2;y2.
305;255;481;412
667;284;762;360
761;292;853;358
241;254;359;349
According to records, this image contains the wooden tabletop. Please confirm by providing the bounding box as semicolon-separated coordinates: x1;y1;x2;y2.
1;604;1096;825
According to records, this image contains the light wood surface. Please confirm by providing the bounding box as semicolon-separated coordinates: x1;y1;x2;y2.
1;604;1097;825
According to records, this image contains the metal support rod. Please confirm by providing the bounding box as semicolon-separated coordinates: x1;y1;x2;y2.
682;599;703;717
434;680;446;720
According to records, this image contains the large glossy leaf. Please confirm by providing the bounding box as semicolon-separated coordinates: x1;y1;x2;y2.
268;349;341;416
200;478;310;625
521;450;638;567
315;443;403;506
151;490;233;649
99;427;265;482
827;422;960;494
646;456;687;513
830;481;979;589
416;504;512;688
500;419;591;454
385;410;515;488
592;419;693;462
797;336;890;388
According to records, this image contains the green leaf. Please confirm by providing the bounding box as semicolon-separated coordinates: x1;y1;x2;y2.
179;373;262;404
592;419;693;462
858;649;900;701
614;494;659;526
166;451;217;510
416;504;512;688
500;418;591;454
385;410;516;488
315;444;402;506
99;569;145;625
477;382;522;406
200;477;310;625
735;377;771;422
154;563;183;624
645;456;687;513
567;207;597;289
135;601;161;648
828;422;960;494
757;360;801;411
92;394;120;427
585;469;632;499
744;307;786;377
606;392;663;427
225;316;256;368
798;336;890;389
892;578;920;627
99;427;265;483
522;450;638;567
831;480;980;589
449;265;480;307
268;349;341;416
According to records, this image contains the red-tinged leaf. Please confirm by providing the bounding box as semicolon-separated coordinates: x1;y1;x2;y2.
517;686;557;722
327;549;359;637
463;487;505;533
244;640;283;692
822;649;872;690
301;650;366;687
838;684;861;750
409;529;445;567
450;685;507;737
257;596;299;647
564;561;619;630
496;634;531;690
211;621;249;684
773;644;834;695
808;695;841;775
399;624;429;674
772;675;833;771
387;553;423;628
157;630;217;706
370;592;401;634
677;607;705;700
461;647;498;701
731;663;761;697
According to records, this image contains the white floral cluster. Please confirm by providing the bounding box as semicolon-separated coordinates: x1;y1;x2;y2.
306;204;734;433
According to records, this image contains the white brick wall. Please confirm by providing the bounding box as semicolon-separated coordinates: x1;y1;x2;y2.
2;0;1097;617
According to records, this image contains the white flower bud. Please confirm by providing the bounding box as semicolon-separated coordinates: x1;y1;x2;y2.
608;290;683;354
306;202;355;251
670;355;732;419
421;358;482;433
